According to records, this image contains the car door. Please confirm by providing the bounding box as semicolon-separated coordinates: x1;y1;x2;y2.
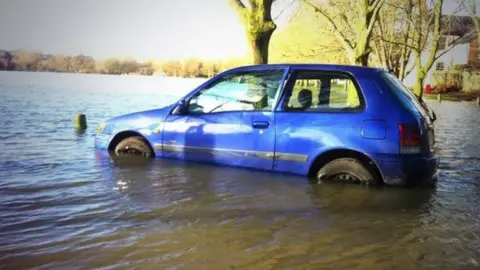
161;67;288;171
273;68;369;175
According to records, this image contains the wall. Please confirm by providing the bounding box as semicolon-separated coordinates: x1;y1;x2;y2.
468;38;479;67
424;42;469;85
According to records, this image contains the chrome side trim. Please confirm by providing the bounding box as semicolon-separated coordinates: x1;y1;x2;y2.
274;152;309;163
154;143;308;162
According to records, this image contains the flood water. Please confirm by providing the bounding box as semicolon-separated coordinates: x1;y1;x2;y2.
1;71;479;269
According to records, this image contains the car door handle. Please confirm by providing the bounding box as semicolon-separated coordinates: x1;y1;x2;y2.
252;121;269;129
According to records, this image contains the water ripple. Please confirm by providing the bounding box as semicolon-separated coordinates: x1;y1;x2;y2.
0;72;479;269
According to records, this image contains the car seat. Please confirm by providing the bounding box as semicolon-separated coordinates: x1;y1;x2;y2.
297;89;313;110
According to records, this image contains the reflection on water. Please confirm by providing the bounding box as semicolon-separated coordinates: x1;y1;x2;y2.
1;72;480;269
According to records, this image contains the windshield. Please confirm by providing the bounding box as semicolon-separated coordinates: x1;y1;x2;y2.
380;71;431;120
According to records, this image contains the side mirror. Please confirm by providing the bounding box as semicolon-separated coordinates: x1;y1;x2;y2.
172;99;188;115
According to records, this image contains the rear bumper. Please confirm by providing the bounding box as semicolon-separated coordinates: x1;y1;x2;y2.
376;154;439;186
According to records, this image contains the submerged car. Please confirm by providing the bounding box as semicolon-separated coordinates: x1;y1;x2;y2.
95;64;438;186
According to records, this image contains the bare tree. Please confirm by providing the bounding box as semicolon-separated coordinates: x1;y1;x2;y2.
374;0;466;97
407;0;468;97
182;58;202;78
229;0;277;64
371;0;415;81
14;50;43;71
298;0;387;66
409;0;444;98
270;4;349;64
72;54;96;73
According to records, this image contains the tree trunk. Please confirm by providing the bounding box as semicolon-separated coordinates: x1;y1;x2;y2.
247;27;275;64
228;0;276;65
352;31;371;66
354;51;370;66
409;0;443;100
414;68;425;98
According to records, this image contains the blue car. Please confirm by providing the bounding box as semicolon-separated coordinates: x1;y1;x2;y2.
95;64;439;186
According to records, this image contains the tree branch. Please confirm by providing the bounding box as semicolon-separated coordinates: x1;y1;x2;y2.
230;0;247;10
369;0;385;13
376;37;418;51
405;61;415;78
338;12;355;34
273;0;297;21
432;35;468;62
229;0;248;20
299;0;354;51
404;12;420;34
373;11;388;67
366;0;386;38
423;0;444;73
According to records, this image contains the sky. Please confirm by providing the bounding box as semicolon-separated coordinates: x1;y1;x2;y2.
0;0;253;60
0;0;477;61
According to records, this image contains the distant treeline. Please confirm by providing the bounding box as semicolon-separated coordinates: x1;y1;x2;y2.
158;58;247;78
0;49;247;78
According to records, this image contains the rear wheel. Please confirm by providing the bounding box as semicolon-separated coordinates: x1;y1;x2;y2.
314;158;380;185
113;136;154;158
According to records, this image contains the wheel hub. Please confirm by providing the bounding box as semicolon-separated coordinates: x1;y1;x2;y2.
117;146;146;156
317;172;360;183
333;173;358;181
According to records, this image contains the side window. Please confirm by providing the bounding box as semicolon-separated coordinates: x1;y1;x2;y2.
187;69;285;114
284;71;363;112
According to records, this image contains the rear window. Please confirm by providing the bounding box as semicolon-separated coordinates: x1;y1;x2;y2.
283;70;364;112
380;72;430;118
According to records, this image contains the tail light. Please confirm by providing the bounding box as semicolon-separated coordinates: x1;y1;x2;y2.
399;123;421;154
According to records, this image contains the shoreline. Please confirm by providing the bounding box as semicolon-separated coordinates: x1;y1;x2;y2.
0;69;212;79
2;70;479;103
0;69;208;78
423;91;480;103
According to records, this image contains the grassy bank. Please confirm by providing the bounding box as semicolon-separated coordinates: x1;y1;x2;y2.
423;91;480;102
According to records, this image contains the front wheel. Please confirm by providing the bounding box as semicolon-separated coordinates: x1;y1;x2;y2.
113;136;154;158
314;158;380;185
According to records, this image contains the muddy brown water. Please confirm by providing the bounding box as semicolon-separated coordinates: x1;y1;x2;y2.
1;71;479;269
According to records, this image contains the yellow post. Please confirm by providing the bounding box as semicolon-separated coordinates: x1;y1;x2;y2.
437;93;441;102
74;113;87;130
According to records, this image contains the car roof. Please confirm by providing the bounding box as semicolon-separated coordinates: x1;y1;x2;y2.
228;63;386;75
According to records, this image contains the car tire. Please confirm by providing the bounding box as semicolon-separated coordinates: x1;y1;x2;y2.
315;158;380;185
114;136;154;158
